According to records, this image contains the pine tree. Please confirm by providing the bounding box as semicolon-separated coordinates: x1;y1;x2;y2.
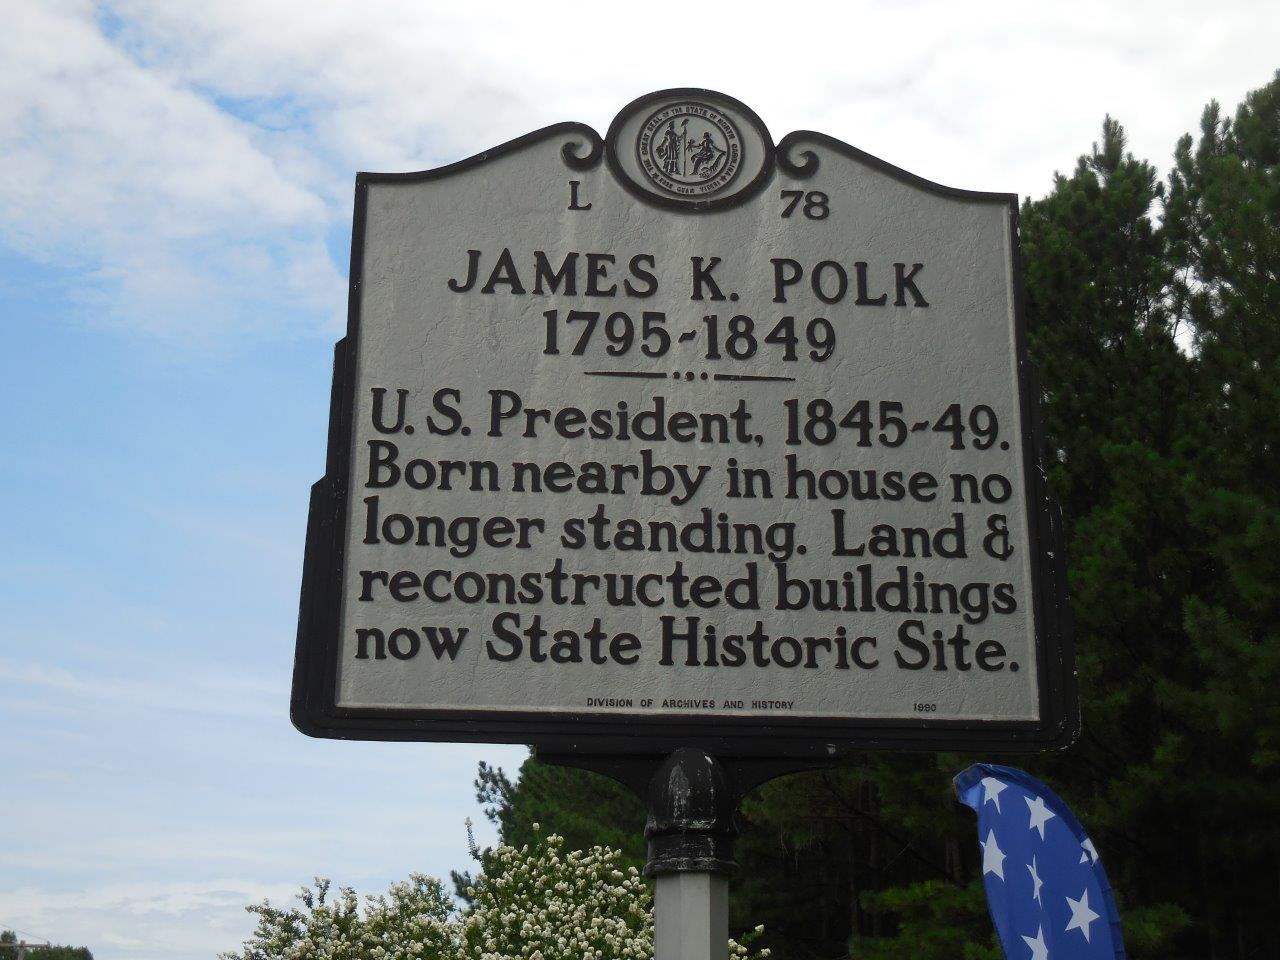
0;932;93;960
734;117;1198;960
1016;115;1199;958
472;757;646;869
1162;70;1280;959
452;756;647;903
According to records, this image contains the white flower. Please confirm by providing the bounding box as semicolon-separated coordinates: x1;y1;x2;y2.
221;829;762;960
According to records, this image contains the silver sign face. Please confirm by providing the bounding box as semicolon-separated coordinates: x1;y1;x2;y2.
292;89;1075;756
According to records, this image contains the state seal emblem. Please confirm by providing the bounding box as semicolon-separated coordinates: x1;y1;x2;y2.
636;102;742;198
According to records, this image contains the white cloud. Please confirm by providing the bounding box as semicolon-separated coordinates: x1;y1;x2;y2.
0;655;279;720
0;736;525;957
0;878;299;958
104;0;1280;189
1;1;1277;340
0;3;322;239
2;7;1278;959
0;3;323;240
0;0;336;339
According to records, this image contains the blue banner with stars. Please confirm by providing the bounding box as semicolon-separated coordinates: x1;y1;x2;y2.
955;764;1125;960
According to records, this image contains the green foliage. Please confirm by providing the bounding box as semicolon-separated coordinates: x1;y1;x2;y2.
1159;69;1280;958
220;875;457;960
856;880;999;960
1014;112;1200;959
452;756;646;901
0;932;93;960
733;755;979;959
477;70;1280;960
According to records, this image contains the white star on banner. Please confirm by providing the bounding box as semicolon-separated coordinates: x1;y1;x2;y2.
1026;795;1056;840
981;777;1008;813
982;828;1006;880
1065;889;1100;942
1021;924;1049;960
1079;838;1099;864
1027;855;1043;905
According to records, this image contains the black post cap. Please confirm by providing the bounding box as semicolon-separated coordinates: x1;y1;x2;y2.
643;748;738;876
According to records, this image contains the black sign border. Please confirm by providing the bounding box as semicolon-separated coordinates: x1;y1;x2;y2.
291;90;1078;759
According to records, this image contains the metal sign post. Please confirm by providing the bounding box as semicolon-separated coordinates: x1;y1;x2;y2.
654;873;728;960
646;750;736;960
292;87;1077;953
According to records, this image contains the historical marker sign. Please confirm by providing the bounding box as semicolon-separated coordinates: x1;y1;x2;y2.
292;89;1076;757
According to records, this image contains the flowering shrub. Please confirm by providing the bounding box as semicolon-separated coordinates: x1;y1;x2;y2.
220;873;458;960
222;825;768;960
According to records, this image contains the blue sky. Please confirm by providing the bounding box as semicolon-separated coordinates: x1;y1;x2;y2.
1;2;1277;956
